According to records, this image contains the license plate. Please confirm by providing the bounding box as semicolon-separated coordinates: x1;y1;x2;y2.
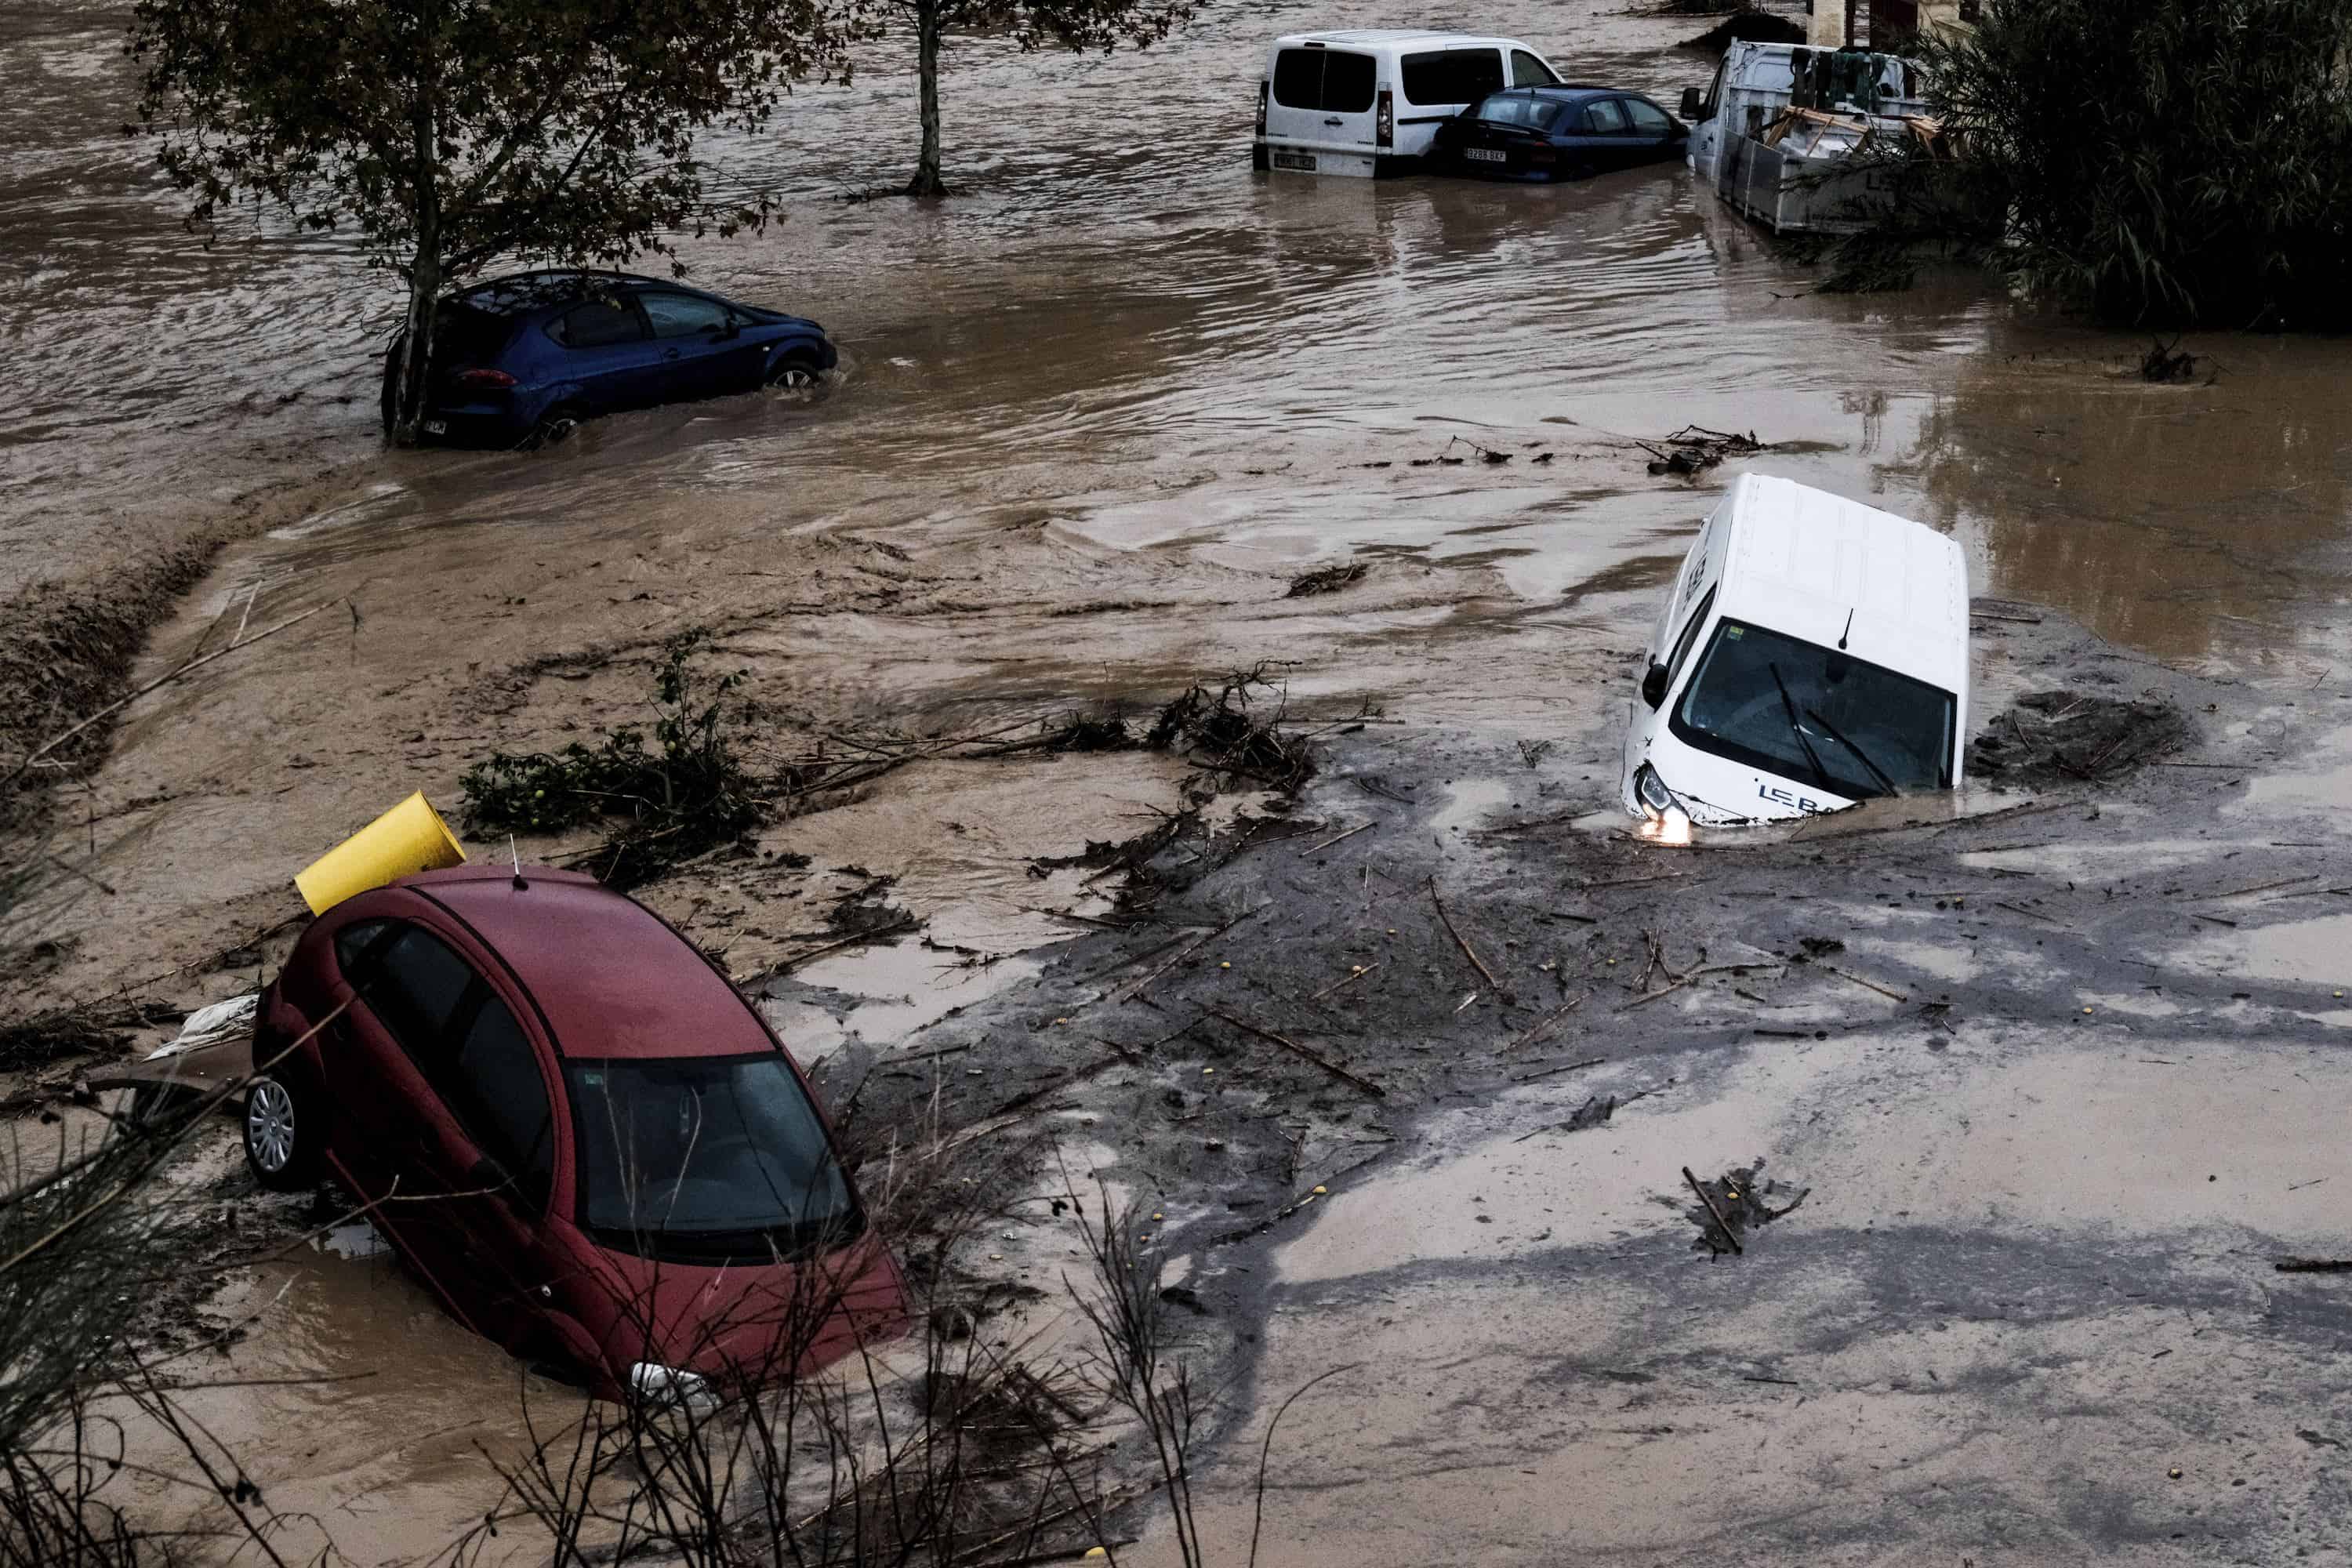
1465;147;1508;163
1272;151;1316;172
423;419;448;434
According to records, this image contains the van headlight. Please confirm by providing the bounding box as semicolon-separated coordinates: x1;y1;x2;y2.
1633;763;1680;820
630;1362;718;1412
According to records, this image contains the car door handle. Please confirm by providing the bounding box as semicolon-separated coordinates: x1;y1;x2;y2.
662;348;681;361
1323;116;1344;126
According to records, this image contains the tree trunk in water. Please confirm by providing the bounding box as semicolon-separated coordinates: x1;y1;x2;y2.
908;0;948;197
390;28;441;447
392;245;440;448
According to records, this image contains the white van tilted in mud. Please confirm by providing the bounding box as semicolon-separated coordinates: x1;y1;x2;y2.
1621;473;1968;832
1254;31;1564;178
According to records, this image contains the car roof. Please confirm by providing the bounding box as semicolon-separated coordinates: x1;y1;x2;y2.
401;866;774;1061
1478;85;1625;103
452;270;706;316
1274;30;1529;49
1715;473;1969;695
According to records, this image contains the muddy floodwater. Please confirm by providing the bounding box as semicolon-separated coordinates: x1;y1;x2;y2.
5;0;2352;1560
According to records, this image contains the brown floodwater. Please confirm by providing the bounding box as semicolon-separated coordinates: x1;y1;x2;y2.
7;0;2352;1559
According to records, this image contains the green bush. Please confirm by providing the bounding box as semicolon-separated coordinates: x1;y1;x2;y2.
459;631;761;888
1909;0;2352;328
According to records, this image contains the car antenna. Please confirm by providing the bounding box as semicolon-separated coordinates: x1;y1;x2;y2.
509;833;528;891
1837;608;1855;650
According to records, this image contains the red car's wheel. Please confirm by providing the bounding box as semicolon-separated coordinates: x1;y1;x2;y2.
243;1072;321;1190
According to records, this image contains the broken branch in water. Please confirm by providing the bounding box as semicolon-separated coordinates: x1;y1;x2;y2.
4;601;339;788
1204;1008;1387;1098
1683;1165;1744;1256
1502;993;1588;1053
1308;961;1379;1001
1428;878;1501;990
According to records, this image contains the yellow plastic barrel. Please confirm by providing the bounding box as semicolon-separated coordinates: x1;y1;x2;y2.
294;791;467;915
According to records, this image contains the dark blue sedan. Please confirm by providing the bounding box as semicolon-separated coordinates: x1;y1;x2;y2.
382;271;838;448
1428;86;1688;182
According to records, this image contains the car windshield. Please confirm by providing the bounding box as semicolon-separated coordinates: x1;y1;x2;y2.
1669;619;1955;799
568;1054;858;1261
1475;93;1560;129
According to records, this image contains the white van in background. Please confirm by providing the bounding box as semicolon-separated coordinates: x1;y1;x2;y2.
1620;473;1969;833
1253;31;1565;177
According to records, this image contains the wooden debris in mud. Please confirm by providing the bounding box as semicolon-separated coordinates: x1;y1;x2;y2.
1207;1151;1388;1247
1428;878;1501;991
1204;1008;1386;1098
1285;562;1367;598
1681;1160;1808;1257
1636;426;1769;479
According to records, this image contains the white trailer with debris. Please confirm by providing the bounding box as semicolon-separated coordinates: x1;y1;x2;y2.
1678;41;1935;234
1620;473;1969;831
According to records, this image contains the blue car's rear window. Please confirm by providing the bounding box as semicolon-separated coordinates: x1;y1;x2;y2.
431;304;517;365
1475;93;1564;130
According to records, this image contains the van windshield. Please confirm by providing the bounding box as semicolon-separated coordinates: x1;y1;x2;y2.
568;1054;859;1261
1669;619;1955;798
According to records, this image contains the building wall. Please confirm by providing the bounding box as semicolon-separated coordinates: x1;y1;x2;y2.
1809;0;1967;48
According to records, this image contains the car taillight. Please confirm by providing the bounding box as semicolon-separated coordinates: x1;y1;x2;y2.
1530;144;1557;164
456;368;517;389
1376;89;1393;148
1255;81;1269;136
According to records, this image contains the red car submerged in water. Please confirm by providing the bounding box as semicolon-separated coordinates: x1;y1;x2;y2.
243;864;902;1399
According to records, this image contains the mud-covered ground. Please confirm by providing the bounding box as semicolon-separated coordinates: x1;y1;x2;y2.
7;0;2352;1559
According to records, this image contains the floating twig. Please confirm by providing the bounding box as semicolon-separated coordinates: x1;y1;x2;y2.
1308;962;1380;1001
1683;1166;1743;1256
1205;1009;1387;1098
1300;821;1375;855
1503;993;1588;1053
1429;878;1500;989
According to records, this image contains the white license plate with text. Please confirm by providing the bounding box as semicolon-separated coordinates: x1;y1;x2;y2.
1465;147;1508;163
1272;151;1316;172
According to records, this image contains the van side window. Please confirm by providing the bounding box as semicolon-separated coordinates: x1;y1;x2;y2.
1666;586;1718;684
452;996;555;1211
1509;49;1557;87
1400;49;1504;107
1272;47;1377;114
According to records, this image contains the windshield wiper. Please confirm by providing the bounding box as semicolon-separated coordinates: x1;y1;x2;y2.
1805;706;1899;797
1767;663;1833;790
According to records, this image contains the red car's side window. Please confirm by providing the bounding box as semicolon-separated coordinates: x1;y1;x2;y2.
347;920;557;1214
455;995;556;1210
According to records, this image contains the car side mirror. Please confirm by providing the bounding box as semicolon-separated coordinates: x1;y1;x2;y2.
1641;662;1671;709
1679;86;1705;120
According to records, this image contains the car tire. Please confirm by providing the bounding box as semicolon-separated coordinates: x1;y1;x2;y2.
242;1072;321;1191
765;351;824;394
524;405;583;450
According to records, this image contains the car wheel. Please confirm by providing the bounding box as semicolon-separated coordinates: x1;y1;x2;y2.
524;405;583;450
242;1072;320;1190
765;351;824;395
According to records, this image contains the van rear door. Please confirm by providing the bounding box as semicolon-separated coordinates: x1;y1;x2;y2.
1263;44;1380;172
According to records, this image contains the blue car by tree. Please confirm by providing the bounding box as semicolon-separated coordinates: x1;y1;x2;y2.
381;271;838;448
1428;85;1689;181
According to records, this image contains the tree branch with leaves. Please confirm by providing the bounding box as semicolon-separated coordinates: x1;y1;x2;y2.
129;0;851;444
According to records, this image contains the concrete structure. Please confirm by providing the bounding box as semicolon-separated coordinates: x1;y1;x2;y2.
1807;0;1969;48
